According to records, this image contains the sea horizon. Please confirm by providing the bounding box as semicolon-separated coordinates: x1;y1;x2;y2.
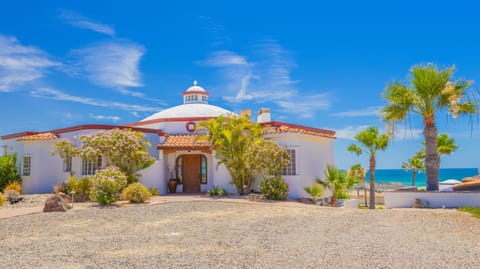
365;168;478;187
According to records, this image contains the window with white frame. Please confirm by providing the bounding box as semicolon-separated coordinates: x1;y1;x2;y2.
63;156;72;172
22;156;31;176
81;156;102;175
282;149;296;176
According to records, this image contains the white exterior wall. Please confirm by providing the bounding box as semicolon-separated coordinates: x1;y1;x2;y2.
384;191;480;208
138;160;166;194
268;134;335;199
136;120;205;135
20;140;66;194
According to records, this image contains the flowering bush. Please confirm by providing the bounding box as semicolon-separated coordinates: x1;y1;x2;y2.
121;183;151;203
259;177;289;200
90;166;128;205
65;176;93;202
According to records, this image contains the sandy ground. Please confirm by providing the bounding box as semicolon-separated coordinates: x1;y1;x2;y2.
1;197;480;268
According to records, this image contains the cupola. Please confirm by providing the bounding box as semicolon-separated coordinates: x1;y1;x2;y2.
183;80;209;104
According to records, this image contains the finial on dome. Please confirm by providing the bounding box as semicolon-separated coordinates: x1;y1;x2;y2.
193;80;197;86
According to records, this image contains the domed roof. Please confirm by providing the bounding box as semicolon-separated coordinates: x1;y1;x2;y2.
185;80;206;93
141;103;235;121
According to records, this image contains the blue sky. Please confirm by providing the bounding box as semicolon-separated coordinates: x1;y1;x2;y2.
1;0;479;169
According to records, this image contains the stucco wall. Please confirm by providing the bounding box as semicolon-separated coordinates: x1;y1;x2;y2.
269;134;335;199
21;141;66;194
138;160;166;194
384;191;480;208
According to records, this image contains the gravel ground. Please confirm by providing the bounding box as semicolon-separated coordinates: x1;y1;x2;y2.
1;201;480;268
2;194;51;209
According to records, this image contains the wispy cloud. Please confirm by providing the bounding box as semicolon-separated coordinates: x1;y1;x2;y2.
71;41;145;89
198;16;231;46
31;87;162;112
0;35;59;92
331;106;382;117
201;50;248;66
200;39;330;118
89;113;121;122
335;125;371;140
334;125;422;140
59;10;115;36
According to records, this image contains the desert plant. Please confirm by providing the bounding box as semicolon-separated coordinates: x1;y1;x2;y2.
317;165;359;207
0;193;5;207
121;183;152;203
207;186;227;197
304;183;325;204
65;176;93;202
90;166;128;205
259;177;289;200
0;154;21;191
148;187;160;196
382;64;478;191
3;181;21;193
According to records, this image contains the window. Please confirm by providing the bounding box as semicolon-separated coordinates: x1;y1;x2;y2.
82;156;102;175
63;156;72;172
22;156;31;176
282;149;296;176
176;155;208;184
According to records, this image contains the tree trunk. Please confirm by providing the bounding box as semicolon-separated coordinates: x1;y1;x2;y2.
369;155;375;209
424;123;440;191
412;168;416;186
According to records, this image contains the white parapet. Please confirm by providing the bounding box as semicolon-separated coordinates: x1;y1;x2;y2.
384;191;480;208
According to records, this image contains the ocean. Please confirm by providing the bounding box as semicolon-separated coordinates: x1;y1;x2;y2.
366;168;479;187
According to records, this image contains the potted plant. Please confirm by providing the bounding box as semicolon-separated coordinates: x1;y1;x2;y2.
168;164;178;193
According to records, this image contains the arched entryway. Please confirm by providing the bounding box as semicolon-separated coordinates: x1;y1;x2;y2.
176;154;207;193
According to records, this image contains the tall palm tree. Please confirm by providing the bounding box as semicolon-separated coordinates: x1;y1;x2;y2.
402;156;424;186
382;64;477;191
416;133;459;168
347;126;389;209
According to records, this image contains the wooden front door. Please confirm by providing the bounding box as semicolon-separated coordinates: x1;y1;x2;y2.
182;155;201;193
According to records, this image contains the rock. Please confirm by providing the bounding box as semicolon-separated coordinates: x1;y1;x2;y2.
3;190;23;204
412;198;423;208
296;198;314;204
57;192;72;203
43;194;72;212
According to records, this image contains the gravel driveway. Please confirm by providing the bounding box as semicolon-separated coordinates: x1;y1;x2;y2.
1;201;479;268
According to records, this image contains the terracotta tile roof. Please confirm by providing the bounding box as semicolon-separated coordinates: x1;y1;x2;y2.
158;134;211;150
262;122;336;139
17;132;58;141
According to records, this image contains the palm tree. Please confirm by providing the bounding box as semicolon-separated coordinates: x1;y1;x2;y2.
416;132;459;169
401;156;424;186
347;126;389;209
382;64;478;191
317;164;358;206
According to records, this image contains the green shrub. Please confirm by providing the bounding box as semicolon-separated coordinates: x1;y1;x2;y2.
53;183;67;194
207;186;227;197
304;183;324;203
65;176;93;202
4;181;21;193
90;166;128;205
417;187;426;192
0;154;21;192
148;187;160;196
458;207;480;218
259;177;289;200
121;183;152;203
0;193;6;207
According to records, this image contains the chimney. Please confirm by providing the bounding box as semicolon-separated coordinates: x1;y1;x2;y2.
257;108;271;123
241;109;252;119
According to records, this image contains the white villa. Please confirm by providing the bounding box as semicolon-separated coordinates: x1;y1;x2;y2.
1;82;336;198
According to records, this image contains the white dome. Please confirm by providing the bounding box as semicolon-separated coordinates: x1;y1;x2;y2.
185;80;206;93
141;103;235;121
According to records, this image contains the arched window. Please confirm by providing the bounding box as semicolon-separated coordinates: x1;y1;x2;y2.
176;155;207;184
